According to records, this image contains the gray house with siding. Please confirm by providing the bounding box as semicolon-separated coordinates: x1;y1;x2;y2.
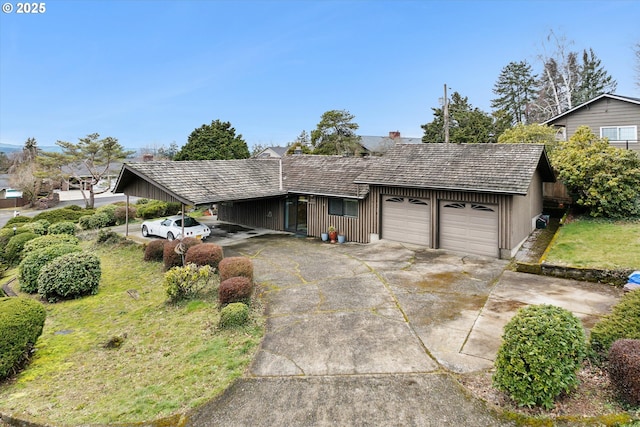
114;143;554;259
543;93;640;152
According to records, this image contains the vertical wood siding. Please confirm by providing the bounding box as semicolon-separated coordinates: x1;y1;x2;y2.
217;198;285;231
307;195;379;243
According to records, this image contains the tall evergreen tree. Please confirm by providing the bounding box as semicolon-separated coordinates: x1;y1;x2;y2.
311;110;361;155
491;61;538;125
573;48;617;106
175;120;249;161
422;92;497;143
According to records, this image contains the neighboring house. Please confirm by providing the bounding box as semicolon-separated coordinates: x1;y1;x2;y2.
114;143;554;259
543;93;640;152
0;174;27;208
358;131;422;156
255;146;289;158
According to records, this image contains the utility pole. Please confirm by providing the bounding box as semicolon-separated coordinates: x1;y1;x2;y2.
443;84;450;143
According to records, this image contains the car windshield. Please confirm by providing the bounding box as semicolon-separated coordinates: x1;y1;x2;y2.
174;217;200;227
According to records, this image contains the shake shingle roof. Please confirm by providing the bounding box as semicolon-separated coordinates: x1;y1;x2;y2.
114;144;552;204
282;155;374;198
116;159;284;205
354;143;552;195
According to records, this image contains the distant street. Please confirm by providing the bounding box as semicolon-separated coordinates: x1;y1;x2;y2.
0;193;133;229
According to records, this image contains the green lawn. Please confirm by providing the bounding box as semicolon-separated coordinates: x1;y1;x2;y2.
544;218;640;269
0;241;264;425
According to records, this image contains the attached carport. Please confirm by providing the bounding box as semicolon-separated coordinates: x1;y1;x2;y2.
112;159;286;236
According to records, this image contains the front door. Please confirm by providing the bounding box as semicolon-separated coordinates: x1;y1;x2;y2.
284;196;308;235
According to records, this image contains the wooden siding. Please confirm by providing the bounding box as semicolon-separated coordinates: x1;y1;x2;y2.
553;97;640;152
217;198;285;231
307;195;378;243
119;181;184;204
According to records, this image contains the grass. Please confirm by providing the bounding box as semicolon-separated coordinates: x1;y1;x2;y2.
544;217;640;269
0;240;264;425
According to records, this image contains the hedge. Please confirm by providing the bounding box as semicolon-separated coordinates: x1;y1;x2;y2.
0;297;46;380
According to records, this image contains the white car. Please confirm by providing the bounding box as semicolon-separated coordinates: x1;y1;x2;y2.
141;215;211;240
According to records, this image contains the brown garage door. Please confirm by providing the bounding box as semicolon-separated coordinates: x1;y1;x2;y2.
382;196;430;245
439;201;498;257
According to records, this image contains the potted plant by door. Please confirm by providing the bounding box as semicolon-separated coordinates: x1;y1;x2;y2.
328;226;338;243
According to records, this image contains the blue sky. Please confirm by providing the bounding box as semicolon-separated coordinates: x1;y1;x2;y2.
1;0;638;152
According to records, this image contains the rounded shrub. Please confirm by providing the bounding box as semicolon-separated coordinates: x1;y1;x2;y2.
0;228;30;260
608;339;640;406
37;252;101;302
590;289;640;363
114;205;136;225
19;243;82;293
4;232;38;265
219;302;249;328
493;304;587;409
96;204;118;226
3;215;32;229
79;212;111;230
0;297;46;380
164;264;215;302
144;239;166;262
219;276;253;306
48;221;77;236
19;219;50;236
163;237;201;270
136;200;169;219
96;229;127;245
218;256;254;283
23;234;79;253
185;243;224;268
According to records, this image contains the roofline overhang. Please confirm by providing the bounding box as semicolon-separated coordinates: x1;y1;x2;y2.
353;180;527;196
543;93;640;124
286;190;368;200
114;164;196;206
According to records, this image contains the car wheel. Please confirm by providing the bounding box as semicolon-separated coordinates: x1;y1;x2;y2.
142;225;149;237
167;232;175;241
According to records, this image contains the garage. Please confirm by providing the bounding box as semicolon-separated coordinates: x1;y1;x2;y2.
382;196;430;245
439;201;498;257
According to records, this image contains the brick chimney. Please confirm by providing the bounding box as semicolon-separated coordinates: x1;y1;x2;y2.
143;154;154;162
389;131;401;139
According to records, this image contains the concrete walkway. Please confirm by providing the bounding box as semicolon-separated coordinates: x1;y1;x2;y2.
186;236;622;426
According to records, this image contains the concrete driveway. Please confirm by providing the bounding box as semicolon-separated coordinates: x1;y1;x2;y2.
187;236;621;426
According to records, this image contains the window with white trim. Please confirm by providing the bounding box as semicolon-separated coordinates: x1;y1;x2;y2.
600;126;637;141
328;198;358;217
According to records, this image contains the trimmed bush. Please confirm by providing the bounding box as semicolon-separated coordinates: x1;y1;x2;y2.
164;264;216;302
64;204;83;211
23;234;79;253
0;228;30;260
219;302;249;328
19;243;82;293
96;229;127;245
493;304;587;409
33;207;95;224
37;252;101;302
608;339;640;406
96;204;118;226
3;215;32;229
163;237;201;270
114;205;136;225
218;256;253;283
19;219;50;236
4;232;38;265
590;290;640;363
79;212;111;230
219;276;253;306
0;297;46;380
48;221;77;235
185;243;224;268
144;239;166;262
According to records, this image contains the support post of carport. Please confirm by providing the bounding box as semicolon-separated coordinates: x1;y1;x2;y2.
125;194;129;237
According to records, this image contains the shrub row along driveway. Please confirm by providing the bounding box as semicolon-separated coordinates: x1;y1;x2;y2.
188;236;621;426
